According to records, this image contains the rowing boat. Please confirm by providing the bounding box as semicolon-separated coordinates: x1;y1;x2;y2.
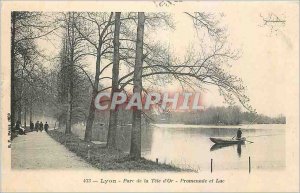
209;137;246;144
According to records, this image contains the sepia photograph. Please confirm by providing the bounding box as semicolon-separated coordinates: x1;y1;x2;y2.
0;0;299;192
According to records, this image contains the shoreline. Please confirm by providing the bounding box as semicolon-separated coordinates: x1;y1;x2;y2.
153;123;286;129
47;129;190;172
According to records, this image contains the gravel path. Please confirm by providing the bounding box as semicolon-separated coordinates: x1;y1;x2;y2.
11;131;97;170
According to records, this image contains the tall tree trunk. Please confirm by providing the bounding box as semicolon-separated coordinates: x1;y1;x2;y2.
65;89;73;134
107;12;121;149
85;89;97;141
17;65;24;125
24;106;27;129
65;13;75;134
84;46;101;141
17;101;22;124
84;12;113;142
29;101;33;123
11;12;16;131
130;12;145;159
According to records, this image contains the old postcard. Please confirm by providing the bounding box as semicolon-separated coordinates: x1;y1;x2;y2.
0;0;299;192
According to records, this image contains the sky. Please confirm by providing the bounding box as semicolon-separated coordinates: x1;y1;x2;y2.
149;3;298;117
36;2;299;117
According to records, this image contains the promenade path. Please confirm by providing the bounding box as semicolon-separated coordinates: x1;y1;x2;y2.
11;131;97;170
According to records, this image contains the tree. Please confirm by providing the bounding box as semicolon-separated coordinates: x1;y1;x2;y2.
57;12;93;134
73;12;114;141
11;12;17;130
10;11;57;133
114;12;252;159
65;12;76;134
130;12;145;159
107;12;121;149
104;13;175;149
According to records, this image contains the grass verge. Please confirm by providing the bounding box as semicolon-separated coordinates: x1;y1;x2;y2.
48;129;188;172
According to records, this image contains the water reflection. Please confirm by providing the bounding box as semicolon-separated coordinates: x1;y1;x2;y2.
237;144;241;157
210;143;243;157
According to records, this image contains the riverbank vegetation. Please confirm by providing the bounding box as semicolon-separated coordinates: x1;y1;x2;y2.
155;106;286;125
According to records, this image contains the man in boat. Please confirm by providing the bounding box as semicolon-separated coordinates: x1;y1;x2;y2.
236;128;242;140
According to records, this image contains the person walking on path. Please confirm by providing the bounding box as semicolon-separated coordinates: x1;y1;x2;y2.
35;121;39;132
44;122;49;133
39;122;44;132
15;120;20;133
30;121;34;132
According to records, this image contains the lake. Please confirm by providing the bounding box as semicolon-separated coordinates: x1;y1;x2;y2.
141;124;285;171
72;122;286;171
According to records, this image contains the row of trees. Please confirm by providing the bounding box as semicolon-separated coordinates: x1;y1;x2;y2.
160;106;286;125
11;12;59;130
11;12;253;159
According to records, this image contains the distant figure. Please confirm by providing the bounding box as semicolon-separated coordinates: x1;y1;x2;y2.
39;122;44;132
16;120;26;135
15;120;23;134
30;121;34;131
15;120;21;132
237;128;242;139
44;122;49;133
35;121;39;132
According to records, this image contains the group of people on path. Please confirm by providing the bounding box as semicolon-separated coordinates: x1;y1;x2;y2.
14;120;49;135
30;121;49;133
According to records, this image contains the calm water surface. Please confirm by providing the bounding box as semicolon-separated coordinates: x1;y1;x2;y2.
141;124;285;171
73;123;285;171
